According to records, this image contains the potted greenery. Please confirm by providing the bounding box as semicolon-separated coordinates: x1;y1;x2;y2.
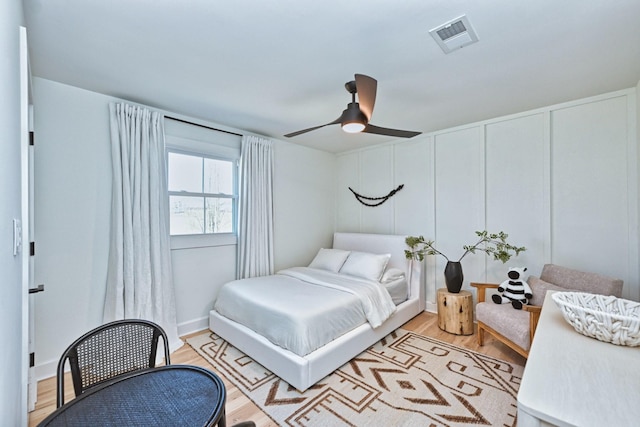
404;230;526;293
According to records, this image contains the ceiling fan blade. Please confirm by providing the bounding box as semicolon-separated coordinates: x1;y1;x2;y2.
354;74;377;121
284;116;342;138
363;124;421;138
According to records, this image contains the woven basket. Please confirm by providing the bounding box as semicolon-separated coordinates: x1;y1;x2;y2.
552;292;640;346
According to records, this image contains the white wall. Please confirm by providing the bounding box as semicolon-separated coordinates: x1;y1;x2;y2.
337;88;639;308
0;0;26;424
31;78;336;379
273;141;336;270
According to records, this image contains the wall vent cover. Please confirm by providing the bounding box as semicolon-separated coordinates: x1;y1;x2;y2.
429;15;479;54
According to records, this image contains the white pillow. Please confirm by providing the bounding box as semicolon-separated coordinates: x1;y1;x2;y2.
308;248;351;273
381;267;405;283
340;251;391;281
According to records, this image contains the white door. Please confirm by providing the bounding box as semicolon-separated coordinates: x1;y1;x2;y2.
20;25;40;413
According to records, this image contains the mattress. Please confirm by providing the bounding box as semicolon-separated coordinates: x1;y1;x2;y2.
213;266;397;356
385;276;408;305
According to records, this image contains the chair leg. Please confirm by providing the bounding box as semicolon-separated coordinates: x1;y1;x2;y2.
477;324;485;346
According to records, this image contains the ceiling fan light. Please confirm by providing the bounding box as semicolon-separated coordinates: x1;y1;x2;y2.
341;102;367;133
342;122;366;133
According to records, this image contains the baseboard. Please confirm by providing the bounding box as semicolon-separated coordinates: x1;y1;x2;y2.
425;301;437;313
177;316;209;337
35;359;57;382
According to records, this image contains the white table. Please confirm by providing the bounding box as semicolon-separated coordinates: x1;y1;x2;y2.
517;291;640;427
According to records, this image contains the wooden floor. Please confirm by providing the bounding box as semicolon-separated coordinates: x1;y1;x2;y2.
28;312;526;426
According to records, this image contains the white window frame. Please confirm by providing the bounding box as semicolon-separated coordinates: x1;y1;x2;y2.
167;148;238;249
165;120;241;250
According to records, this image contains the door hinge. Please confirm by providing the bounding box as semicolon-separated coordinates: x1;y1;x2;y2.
29;352;35;368
29;284;44;294
30;241;35;256
29;131;34;146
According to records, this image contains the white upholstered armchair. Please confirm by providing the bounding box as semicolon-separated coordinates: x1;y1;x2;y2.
471;264;623;358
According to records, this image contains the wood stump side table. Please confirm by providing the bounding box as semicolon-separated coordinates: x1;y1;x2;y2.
437;288;473;335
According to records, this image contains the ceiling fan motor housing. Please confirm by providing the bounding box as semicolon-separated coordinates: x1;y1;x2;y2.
342;102;368;127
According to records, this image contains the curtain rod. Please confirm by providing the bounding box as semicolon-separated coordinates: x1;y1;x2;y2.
165;115;243;137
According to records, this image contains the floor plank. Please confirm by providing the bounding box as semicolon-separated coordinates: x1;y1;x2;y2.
28;312;526;426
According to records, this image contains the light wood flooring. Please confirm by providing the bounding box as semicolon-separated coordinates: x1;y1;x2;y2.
28;312;526;426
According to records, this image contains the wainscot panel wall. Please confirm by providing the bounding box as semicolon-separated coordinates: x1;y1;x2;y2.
434;126;485;304
485;113;547;279
31;77;336;380
360;146;395;234
551;96;633;285
336;88;639;308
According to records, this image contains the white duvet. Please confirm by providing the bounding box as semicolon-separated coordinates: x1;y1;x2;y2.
213;267;397;356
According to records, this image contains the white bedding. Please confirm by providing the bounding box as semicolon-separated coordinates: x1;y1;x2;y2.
213;266;396;356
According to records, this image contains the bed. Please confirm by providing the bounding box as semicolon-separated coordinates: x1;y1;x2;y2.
208;232;425;391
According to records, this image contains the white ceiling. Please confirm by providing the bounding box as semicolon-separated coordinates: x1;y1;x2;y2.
23;0;640;153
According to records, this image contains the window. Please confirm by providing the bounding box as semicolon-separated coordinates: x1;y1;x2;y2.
167;151;236;235
164;117;241;249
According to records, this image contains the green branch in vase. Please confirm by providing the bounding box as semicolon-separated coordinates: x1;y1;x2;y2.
405;230;526;264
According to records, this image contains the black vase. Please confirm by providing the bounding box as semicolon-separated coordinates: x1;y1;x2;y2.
444;261;464;293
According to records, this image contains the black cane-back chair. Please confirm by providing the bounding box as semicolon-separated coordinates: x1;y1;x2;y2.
56;319;170;407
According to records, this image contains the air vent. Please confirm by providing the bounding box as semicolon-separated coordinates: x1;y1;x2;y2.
429;15;479;54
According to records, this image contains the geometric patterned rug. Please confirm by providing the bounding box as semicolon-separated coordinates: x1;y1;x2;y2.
187;329;524;427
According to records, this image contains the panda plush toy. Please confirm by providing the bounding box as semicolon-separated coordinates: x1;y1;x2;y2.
492;267;532;309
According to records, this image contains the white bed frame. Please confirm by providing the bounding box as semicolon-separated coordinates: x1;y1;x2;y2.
208;232;425;391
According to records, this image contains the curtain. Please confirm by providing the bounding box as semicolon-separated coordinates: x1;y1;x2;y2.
237;135;274;279
104;102;182;352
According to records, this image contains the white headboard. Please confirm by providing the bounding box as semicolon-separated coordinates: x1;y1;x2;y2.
332;232;424;305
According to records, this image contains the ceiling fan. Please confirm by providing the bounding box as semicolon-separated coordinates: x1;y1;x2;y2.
284;74;421;139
